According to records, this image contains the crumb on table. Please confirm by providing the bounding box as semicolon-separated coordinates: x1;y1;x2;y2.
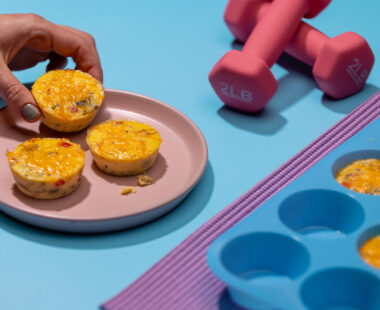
120;186;136;195
138;174;154;186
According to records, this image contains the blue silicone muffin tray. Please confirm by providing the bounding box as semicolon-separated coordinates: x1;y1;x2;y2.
208;116;380;310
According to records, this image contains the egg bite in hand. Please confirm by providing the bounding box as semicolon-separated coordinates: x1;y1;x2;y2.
32;69;104;132
86;119;162;176
6;138;85;199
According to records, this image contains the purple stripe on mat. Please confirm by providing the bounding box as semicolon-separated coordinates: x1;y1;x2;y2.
102;92;380;310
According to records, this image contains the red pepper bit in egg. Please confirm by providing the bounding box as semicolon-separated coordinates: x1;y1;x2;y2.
55;179;65;187
115;121;123;125
60;142;72;147
70;107;79;113
342;181;351;188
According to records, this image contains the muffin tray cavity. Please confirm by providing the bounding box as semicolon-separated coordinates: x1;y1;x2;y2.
208;117;380;310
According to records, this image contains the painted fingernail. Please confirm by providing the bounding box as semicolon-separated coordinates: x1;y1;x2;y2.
22;104;40;121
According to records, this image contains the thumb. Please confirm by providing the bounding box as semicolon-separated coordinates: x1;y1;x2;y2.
0;60;41;122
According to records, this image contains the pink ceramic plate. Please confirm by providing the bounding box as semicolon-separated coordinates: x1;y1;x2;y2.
0;89;208;233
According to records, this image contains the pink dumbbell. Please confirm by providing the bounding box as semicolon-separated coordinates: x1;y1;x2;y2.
209;0;331;112
224;0;375;99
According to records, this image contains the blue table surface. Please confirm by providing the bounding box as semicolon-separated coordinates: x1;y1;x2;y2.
1;1;379;309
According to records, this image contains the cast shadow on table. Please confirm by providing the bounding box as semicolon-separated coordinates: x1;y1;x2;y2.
0;160;214;249
322;83;379;114
217;52;316;135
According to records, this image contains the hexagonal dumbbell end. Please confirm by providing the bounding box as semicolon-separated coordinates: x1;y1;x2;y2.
208;50;278;112
313;32;375;99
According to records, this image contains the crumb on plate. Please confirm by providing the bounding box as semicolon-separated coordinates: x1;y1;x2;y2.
120;186;136;195
138;174;154;186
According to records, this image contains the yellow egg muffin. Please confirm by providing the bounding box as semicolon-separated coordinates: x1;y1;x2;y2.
86;119;162;176
336;159;380;195
6;138;85;199
32;69;104;132
360;234;380;269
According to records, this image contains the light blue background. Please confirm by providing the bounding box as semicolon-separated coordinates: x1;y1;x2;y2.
0;1;379;309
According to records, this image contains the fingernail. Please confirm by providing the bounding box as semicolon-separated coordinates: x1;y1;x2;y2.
22;104;40;121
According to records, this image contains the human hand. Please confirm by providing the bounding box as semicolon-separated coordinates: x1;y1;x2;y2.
0;13;103;122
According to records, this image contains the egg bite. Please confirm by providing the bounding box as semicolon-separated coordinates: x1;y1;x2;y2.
360;234;380;269
32;69;104;132
6;138;85;199
86;119;162;176
335;159;380;195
